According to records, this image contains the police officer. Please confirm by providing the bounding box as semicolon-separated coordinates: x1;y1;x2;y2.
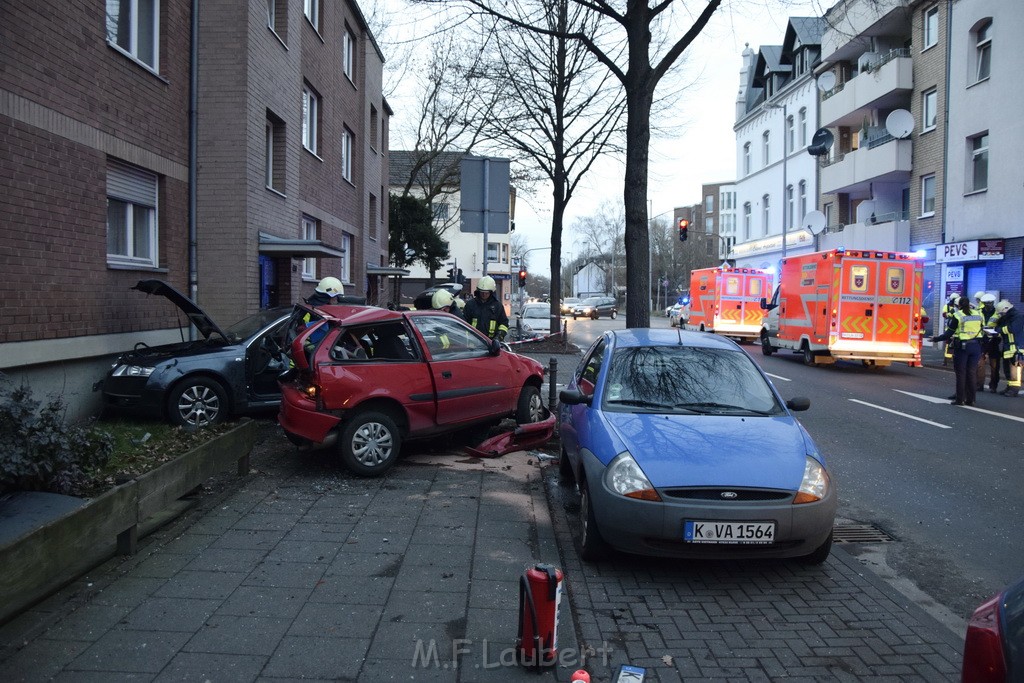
463;276;509;341
995;300;1022;397
931;294;984;406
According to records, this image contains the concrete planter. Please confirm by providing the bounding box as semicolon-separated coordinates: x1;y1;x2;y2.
0;419;256;624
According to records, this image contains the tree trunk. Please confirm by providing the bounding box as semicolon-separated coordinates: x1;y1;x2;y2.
623;81;653;328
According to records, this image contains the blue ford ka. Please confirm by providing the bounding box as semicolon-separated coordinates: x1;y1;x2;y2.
558;328;836;563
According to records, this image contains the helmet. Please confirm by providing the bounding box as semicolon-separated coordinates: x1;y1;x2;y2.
947;293;960;305
995;300;1014;315
431;289;455;310
315;276;344;297
476;276;497;292
973;291;986;302
981;293;996;304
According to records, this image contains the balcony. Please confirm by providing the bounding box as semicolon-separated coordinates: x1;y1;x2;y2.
818;216;910;252
821;51;912;128
820;137;912;196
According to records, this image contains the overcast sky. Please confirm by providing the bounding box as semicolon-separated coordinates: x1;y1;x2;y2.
375;0;830;276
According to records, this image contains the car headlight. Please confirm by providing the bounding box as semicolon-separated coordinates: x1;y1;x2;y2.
794;456;830;504
111;364;155;378
605;453;661;501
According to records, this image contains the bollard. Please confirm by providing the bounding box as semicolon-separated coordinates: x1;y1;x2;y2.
548;357;558;409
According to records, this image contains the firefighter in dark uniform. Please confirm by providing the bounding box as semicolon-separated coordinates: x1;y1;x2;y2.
462;276;509;341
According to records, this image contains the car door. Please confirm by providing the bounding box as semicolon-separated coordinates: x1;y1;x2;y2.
408;313;516;426
560;338;607;469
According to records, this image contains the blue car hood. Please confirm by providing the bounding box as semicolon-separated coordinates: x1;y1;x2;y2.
602;412;813;491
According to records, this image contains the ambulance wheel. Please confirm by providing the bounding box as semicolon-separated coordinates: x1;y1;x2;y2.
578;478;610;561
761;332;775;356
801;343;815;366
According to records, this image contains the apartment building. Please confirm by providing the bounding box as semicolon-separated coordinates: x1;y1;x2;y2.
731;18;826;271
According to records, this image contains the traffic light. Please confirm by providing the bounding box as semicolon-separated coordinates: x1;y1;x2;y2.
678;218;689;242
518;269;527;287
446;267;456;282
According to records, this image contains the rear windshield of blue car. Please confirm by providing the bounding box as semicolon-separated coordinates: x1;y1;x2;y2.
603;345;783;415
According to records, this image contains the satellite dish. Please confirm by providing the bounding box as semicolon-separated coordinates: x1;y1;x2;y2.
885;109;915;139
807;128;834;156
817;71;837;91
803;210;827;235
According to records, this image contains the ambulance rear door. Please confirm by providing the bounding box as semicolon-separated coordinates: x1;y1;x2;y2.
836;257;915;344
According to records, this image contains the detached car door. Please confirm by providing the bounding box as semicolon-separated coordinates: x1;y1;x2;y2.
409;313;517;426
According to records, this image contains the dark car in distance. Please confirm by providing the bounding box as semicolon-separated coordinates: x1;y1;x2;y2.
571;296;618;320
99;280;292;428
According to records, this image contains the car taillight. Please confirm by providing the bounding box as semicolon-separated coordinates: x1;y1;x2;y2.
962;593;1007;683
302;383;320;400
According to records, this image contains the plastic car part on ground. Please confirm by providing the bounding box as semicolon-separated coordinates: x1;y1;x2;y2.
464;410;556;458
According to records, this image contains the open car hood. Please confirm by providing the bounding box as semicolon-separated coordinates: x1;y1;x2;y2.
132;280;226;341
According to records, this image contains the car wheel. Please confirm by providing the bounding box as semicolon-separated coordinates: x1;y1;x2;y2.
798;531;833;565
591;311;598;320
610;310;617;319
338;410;402;477
761;331;775;356
558;448;575;484
802;343;815;366
516;385;544;424
168;377;227;429
578;478;609;561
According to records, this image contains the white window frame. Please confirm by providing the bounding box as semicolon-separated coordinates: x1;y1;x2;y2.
762;195;770;234
762;131;770;166
970;133;989;192
302;86;319;154
265;118;275;189
787;115;795;153
341;127;353;182
704;194;714;214
923;89;937;132
107;160;158;267
923;5;939;50
343;27;356;82
786;184;794;230
975;20;992;82
340;233;352;284
487;242;500;262
304;0;319;31
799;108;807;147
743;202;751;240
921;174;936;216
266;0;275;30
106;0;160;71
743;143;751;176
798;180;807;223
302;216;318;279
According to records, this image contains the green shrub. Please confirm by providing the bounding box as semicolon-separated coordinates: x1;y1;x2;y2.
0;375;114;495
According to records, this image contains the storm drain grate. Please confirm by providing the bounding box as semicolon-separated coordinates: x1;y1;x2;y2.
833;524;896;544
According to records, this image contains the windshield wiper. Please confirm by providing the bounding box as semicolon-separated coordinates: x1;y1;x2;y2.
674;401;771;415
607;398;676;410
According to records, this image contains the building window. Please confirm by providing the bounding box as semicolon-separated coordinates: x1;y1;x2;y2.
743;202;751;240
798;180;807;223
302;85;319;154
787;115;795;153
974;20;992;82
704;217;713;234
923;5;938;49
743;143;751;176
432;201;450;221
823;202;833;226
785;184;794;229
106;0;159;70
341;127;353;181
107;159;158;267
369;105;379;152
921;174;936;216
799;107;807;147
266;111;285;192
304;0;319;31
302;215;318;279
762;131;770;166
487;242;500;262
922;89;937;131
341;233;352;283
970;133;988;192
762;195;770;234
343;27;356;81
704;194;714;213
369;194;378;241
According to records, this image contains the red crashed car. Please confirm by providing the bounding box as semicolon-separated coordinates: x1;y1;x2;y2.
962;574;1024;682
278;304;547;476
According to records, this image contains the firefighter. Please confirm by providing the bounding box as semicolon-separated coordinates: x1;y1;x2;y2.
941;293;960;366
977;293;1000;393
995;300;1022;397
972;290;986;313
431;289;464;318
931;295;984;406
306;276;345;307
463;276;509;341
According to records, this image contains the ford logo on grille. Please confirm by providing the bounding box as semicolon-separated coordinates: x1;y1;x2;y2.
720;491;738;499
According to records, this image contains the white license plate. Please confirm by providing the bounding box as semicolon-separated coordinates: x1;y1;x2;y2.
684;520;775;544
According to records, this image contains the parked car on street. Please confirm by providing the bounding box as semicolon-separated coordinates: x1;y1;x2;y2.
100;280;293;429
961;573;1024;682
516;302;557;337
571;296;617;320
667;303;688;327
558;328;835;562
278;305;546;476
560;297;581;315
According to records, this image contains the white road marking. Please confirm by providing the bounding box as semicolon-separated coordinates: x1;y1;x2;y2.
763;372;791;382
895;390;1024;423
848;399;952;428
894;390;953;404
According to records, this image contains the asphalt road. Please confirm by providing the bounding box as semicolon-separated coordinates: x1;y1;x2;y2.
560;314;1024;630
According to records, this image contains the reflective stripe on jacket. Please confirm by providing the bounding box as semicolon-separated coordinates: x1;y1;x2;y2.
953;310;983;341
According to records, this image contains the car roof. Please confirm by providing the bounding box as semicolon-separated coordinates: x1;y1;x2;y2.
607;328;741;352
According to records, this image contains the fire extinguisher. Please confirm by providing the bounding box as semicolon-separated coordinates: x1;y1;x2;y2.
517;563;563;668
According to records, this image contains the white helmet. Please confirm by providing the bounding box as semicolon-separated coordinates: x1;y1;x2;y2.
431;289;455;310
973;291;986;302
947;293;960;305
476;276;497;292
315;276;344;297
981;293;996;304
995;299;1014;315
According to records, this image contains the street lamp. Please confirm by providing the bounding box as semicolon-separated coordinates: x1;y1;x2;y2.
766;102;788;259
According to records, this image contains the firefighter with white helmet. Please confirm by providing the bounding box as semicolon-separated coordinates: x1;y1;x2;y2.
995;300;1022;397
977;293;1000;392
308;276;344;305
463;275;509;340
941;293;961;365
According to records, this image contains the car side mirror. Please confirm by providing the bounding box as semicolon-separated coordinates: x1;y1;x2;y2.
786;396;811;412
559;388;592;406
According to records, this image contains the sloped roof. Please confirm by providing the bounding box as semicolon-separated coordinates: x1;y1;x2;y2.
388;150;465;190
781;17;826;61
752;45;788;88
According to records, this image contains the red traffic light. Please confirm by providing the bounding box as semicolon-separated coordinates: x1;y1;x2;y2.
678;218;689;242
518;269;527;286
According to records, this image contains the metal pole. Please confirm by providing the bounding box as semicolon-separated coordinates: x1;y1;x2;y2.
548;358;558;410
781;103;788;259
482;158;490;276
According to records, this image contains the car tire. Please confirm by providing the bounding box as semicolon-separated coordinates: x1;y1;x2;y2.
338;410;402;477
558;448;575;484
168;377;228;429
801;343;815;366
761;331;775;356
578;478;610;561
516;385;544;424
591;311;598;320
798;531;833;565
610;310;617;320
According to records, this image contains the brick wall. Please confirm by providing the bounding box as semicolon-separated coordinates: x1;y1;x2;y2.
909;1;946;248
